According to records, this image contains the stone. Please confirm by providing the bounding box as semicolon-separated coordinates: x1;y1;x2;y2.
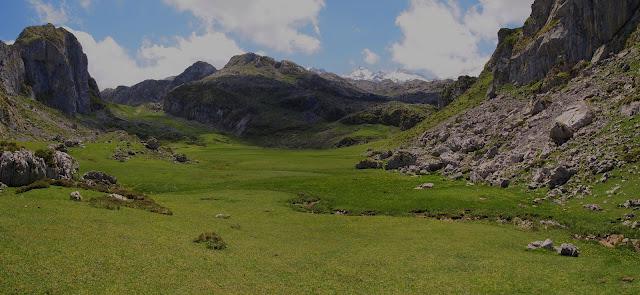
82;171;117;186
583;204;603;211
620;199;640;209
145;137;160;150
384;151;417;170
69;191;82;201
215;213;231;219
557;243;580;257
107;193;129;202
173;153;189;163
355;159;382;170
0;182;7;191
527;97;550;116
46;151;78;180
414;183;435;190
548;166;575;189
550;104;593;146
527;239;554;250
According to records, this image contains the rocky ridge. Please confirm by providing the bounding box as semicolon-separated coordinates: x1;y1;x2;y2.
102;61;217;106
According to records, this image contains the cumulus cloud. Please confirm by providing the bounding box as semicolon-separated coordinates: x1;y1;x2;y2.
164;0;325;54
4;40;15;45
28;0;69;24
67;28;244;89
362;48;380;65
391;0;533;79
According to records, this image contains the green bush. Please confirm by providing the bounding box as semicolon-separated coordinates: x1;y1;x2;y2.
0;141;21;152
35;149;55;166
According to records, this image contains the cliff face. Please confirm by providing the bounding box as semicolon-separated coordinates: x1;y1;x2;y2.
490;0;640;87
0;42;26;96
102;61;217;106
15;24;101;115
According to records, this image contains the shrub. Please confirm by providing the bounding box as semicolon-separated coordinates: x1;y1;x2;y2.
16;179;50;194
194;232;227;250
35;149;55;166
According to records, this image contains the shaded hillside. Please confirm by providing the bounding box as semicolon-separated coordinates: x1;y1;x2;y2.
164;53;386;138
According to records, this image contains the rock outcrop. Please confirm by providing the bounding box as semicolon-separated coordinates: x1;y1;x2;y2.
0;149;77;187
489;0;640;88
14;24;102;115
102;61;217;106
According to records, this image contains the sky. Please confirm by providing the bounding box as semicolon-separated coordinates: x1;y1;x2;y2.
0;0;535;89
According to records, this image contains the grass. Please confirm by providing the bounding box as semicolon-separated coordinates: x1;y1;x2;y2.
1;131;639;293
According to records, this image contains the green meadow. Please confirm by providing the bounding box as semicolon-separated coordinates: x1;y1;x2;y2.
1;133;639;294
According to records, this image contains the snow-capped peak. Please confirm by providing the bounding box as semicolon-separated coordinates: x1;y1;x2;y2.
344;67;427;83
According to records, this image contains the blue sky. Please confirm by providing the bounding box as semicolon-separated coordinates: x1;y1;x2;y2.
0;0;534;88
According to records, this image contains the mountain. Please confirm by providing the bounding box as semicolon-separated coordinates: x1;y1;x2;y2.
101;61;216;106
488;0;640;93
0;24;102;115
374;0;640;202
344;67;427;83
163;53;385;138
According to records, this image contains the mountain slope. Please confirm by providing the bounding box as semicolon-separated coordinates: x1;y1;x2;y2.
101;61;216;106
378;0;640;205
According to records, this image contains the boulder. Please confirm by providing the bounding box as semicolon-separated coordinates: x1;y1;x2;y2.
548;166;575;189
527;239;554;250
145;137;160;150
583;204;603;211
527;97;550;116
82;171;117;186
355;159;382;170
620;199;640;209
0;182;7;191
550;104;593;146
173;153;189;163
0;150;47;187
557;243;580;257
107;193;129;202
69;191;82;201
46;151;78;180
384;151;417;170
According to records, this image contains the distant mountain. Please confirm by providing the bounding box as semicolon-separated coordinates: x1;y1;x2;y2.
344;67;428;83
101;61;217;106
164;53;386;138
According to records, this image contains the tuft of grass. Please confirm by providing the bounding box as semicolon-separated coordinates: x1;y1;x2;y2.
288;192;332;214
193;232;227;250
0;141;21;152
34;149;55;166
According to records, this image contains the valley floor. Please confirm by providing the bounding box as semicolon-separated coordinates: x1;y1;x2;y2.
1;134;639;294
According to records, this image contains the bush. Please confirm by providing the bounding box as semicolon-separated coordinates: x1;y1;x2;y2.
16;179;50;194
35;149;55;166
194;232;227;250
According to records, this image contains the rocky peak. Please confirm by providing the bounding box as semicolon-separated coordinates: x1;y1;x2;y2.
14;24;102;115
489;0;640;88
222;53;306;76
172;61;216;86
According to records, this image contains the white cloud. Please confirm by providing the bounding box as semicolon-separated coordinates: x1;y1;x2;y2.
67;28;244;89
4;40;15;45
164;0;325;54
465;0;534;41
79;0;92;9
391;0;533;79
362;48;380;65
28;0;69;24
